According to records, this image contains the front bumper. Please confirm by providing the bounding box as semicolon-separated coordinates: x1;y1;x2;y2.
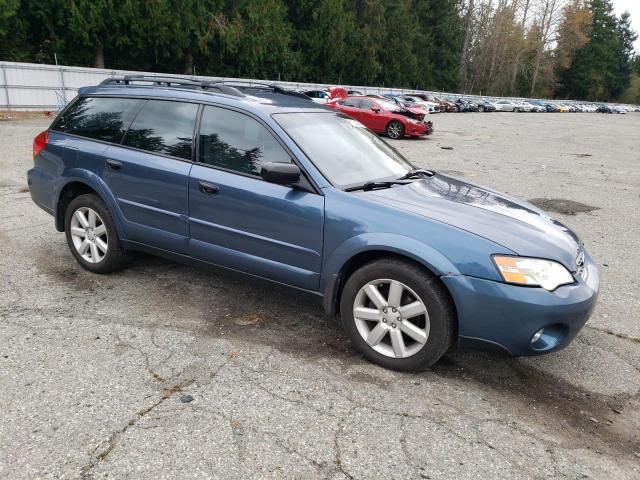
441;253;599;356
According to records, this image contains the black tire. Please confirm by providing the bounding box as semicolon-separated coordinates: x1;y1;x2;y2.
513;107;518;112
64;193;130;274
478;105;484;112
340;258;455;371
386;120;404;140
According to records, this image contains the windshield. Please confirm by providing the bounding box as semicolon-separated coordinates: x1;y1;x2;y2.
377;99;403;111
273;112;414;188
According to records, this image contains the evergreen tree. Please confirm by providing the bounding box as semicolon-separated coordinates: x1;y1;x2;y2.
613;11;638;98
558;0;624;100
413;0;463;91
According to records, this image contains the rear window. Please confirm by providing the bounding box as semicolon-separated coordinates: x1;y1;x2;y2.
122;100;198;160
51;97;143;143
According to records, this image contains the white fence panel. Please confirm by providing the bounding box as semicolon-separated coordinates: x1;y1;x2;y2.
2;60;634;111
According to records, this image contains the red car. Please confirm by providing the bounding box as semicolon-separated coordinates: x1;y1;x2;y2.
326;96;433;139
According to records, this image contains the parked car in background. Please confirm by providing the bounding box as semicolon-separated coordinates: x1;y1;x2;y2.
303;90;331;104
455;98;478;112
476;99;497;112
382;95;430;119
524;101;546;113
396;95;440;114
414;93;448;113
512;101;532;112
434;96;458;112
493;99;520;112
28;76;600;371
327;96;432;139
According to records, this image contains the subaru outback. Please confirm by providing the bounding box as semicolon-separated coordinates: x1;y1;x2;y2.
27;76;599;370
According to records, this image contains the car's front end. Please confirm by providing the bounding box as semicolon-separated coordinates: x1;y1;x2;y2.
443;249;598;355
273;110;598;365
351;173;599;357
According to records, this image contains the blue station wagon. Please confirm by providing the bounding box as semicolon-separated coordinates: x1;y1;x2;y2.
27;76;599;370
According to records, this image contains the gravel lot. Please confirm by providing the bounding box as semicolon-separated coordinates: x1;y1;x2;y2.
1;112;639;479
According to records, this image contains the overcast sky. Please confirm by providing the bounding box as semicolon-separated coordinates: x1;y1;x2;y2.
613;0;640;52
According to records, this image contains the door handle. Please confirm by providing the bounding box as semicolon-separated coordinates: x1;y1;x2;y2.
198;181;219;195
106;159;122;171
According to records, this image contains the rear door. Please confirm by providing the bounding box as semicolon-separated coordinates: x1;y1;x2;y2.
188;105;324;290
101;99;199;254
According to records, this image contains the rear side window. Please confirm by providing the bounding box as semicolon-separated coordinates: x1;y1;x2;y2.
51;97;142;143
123;100;198;160
342;98;361;108
198;106;290;176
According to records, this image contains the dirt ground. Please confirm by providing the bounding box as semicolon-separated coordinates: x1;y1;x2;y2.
1;112;639;479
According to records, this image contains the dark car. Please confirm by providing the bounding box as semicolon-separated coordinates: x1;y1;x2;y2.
455;98;478;112
28;75;598;371
476;99;497;112
597;105;614;113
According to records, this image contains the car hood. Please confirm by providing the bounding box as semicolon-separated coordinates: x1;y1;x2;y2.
364;174;583;270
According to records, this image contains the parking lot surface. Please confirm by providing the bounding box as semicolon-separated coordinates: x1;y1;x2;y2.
1;113;639;479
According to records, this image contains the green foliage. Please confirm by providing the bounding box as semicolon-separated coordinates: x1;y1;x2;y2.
0;0;635;101
558;0;637;101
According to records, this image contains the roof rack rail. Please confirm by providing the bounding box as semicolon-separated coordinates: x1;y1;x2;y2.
211;80;311;100
99;75;245;97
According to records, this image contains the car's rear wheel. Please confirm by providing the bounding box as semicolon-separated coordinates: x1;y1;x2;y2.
64;193;130;273
340;258;454;371
386;121;404;139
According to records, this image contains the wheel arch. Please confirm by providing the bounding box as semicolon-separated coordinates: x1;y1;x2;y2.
321;233;460;328
54;171;125;237
323;248;459;340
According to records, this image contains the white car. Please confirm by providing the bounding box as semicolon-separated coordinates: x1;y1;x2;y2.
493;99;520;112
302;90;331;104
398;95;440;113
512;101;532;112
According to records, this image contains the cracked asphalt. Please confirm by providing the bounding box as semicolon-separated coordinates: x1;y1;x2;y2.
1;112;639;479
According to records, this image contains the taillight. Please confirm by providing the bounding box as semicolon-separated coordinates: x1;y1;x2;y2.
33;130;49;160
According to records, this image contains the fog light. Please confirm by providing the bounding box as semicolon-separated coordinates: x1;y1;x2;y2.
531;328;544;344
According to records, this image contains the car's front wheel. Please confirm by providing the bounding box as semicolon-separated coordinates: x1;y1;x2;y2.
340;258;454;371
64;193;130;273
478;105;484;112
386;121;404;139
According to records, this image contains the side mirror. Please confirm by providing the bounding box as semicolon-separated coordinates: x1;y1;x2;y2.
371;107;381;113
260;162;301;186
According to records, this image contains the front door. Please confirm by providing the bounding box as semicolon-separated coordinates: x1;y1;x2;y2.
188;105;324;291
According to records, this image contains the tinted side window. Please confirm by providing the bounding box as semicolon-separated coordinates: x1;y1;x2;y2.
342;98;361;108
198;106;290;176
360;100;374;110
123;100;198;160
51;97;142;143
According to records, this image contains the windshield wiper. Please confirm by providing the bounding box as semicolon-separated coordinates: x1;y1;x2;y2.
396;168;435;180
344;180;411;192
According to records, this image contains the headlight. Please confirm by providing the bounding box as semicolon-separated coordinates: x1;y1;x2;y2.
493;256;574;291
408;118;421;124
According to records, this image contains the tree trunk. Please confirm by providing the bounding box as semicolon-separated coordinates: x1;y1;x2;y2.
459;0;476;89
530;0;560;96
510;0;531;94
94;45;105;69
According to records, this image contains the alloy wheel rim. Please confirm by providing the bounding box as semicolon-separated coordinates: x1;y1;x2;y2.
70;207;108;263
353;279;430;359
388;123;402;138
